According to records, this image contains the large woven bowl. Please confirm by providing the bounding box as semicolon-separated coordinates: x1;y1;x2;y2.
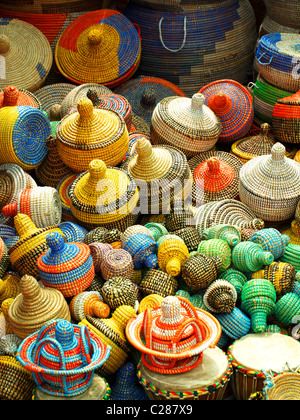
151;93;222;158
255;33;300;92
239;142;300;222
55;9;141;88
114;75;186;125
124;0;257;96
0;18;52;92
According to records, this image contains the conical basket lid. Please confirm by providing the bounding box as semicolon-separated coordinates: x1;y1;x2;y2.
0;18;52;92
0;86;41;109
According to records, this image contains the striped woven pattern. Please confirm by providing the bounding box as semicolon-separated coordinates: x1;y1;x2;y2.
34;83;76;117
16;319;111;397
0;237;9;278
275;291;300;325
151;93;222;157
123;233;158;270
58;221;88;243
198;79;254;144
157;238;189;277
264;0;300;30
37;231;95;297
255;33;300;92
0;355;35;400
56;173;77;222
181;253;222;292
250;228;290;259
239;143;300;222
197;239;232;272
201;224;241;248
124;1;257;96
69;291;110;322
232;241;274;272
100;249;134;281
114;75;186;125
55;10;141;87
139;269;178;298
101;276;138;309
203;279;237;314
0;106;51;171
272;90;300;144
111;362;149;400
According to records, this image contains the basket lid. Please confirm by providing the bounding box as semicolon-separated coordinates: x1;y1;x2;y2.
239;142;300;199
34;83;76;116
198;79;254;144
57;97;126;149
188;150;242;203
55;10;141;87
231;123;275;161
70;159;139;219
0;18;52;92
114;75;186;124
258;33;300;59
276;89;300;106
0;86;41;109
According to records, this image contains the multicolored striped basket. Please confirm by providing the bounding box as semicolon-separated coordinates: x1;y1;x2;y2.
0;18;52;92
55;9;141;88
188;151;243;204
114;75;186;125
239;143;300;222
255;33;300;93
37;231;95;297
251;74;293;124
151;93;222;158
272;90;300;143
56;98;129;172
56;173;78;223
198;79;254;144
16;319;111;397
0;106;51;171
124;1;257;96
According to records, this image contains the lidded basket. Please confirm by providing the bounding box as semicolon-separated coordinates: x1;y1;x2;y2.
272;90;300;144
7;274;71;340
68;159;139;231
151;93;222;158
0;86;41;109
157;237;189;277
239;143;300;222
37;231;95;298
56;97;129;172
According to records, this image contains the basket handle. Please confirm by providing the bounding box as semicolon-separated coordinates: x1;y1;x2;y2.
256;52;273;66
159;16;187;53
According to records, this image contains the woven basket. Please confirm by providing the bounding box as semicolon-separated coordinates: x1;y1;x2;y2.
259;14;300;40
2;186;62;229
120;225;154;245
181;253;222;292
123;233;158;270
0;105;51;171
197;239;232;273
264;371;300;400
69;291;110;322
100;249;134;281
151;93;222;158
138;294;164;313
0;237;9;278
56;221;87;243
37;231;95;297
250;228;290;259
281;244;300;272
0;18;52;92
239;143;300;222
263;0;300;29
88;242;113;273
0;272;20;305
16;319;110;397
35;135;75;188
59;83;113;118
215;307;251;340
193;199;265;237
241;279;277;333
275;288;300;325
251;261;296;298
56;173;77;223
251;74;294;124
79;305;136;376
111;362;149;400
201;224;241;248
34;83;76;117
55;10;141;88
0;85;41;109
157;237;189;277
124;1;257;96
56;98;129;172
139;269;178;298
198;79;254;144
125;137;193;214
114;75;186;125
101;276;138;310
272;90;300;144
188;151;243;204
7;274;71;340
0;355;35;400
203;280;237;314
68;160;139;232
172;227;201;253
232;241;274;273
221;268;248;298
255;33;300;93
84;227;121;246
231;123;279;164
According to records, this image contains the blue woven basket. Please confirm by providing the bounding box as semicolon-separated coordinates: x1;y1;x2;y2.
111;362;149;400
123;233;158;270
59;222;89;243
215;307;251;340
250;228;290;260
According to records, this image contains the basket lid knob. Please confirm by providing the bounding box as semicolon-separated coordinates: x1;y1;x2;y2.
135;137;153;159
191;93;205;111
46;231;66;253
89;159;107;180
54;320;75;346
3;86;19;106
77;97;94;119
20;275;41;300
261;123;270;135
207;157;221;173
141;90;156;107
88;28;103;46
210;91;231;110
0;35;10;54
271;143;286;161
